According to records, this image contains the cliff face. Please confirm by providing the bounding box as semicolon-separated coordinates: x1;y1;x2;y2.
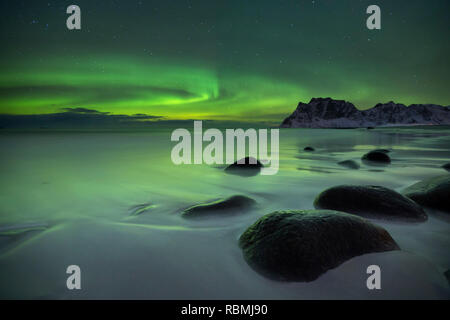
281;98;450;128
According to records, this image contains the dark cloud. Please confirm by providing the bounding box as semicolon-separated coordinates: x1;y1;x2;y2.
0;109;165;129
61;107;110;114
0;110;268;130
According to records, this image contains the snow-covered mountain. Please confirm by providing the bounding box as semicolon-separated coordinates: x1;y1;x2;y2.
281;98;450;128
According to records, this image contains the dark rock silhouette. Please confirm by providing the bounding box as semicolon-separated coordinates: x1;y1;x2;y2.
239;210;399;282
442;163;450;172
338;160;360;170
445;269;450;286
225;157;263;177
372;149;391;154
314;185;427;221
403;175;450;213
281;98;450;128
362;150;391;165
304;146;315;151
182;195;256;218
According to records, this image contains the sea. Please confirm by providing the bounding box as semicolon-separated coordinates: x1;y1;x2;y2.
0;125;449;299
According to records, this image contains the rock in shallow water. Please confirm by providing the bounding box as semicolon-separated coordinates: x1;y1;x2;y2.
338;160;360;169
372;149;391;154
362;151;391;165
239;210;399;282
314;185;427;221
304;146;315;151
224;157;263;177
442;163;450;172
182;195;256;218
403;174;450;213
129;203;156;216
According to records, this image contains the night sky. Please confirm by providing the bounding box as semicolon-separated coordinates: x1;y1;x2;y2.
0;0;449;122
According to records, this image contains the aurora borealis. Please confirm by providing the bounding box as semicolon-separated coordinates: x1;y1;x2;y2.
0;0;449;123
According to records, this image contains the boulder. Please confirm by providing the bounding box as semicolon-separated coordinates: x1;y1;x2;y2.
239;210;399;282
314;185;427;221
182;195;256;218
304;146;315;152
372;149;391;154
225;157;263;177
338;160;360;170
442;163;450;172
403;175;450;213
362;150;391;165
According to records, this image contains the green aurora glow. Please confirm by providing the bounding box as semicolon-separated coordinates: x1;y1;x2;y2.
0;0;448;122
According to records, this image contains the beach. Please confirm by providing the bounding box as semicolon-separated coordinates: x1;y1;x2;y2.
0;125;449;299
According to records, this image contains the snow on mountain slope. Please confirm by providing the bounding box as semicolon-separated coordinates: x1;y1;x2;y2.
281;98;450;128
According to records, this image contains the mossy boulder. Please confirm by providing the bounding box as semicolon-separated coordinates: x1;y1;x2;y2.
403;175;450;213
239;210;399;282
314;185;427;221
182;195;256;218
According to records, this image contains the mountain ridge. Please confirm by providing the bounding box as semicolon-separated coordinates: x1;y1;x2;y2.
281;98;450;128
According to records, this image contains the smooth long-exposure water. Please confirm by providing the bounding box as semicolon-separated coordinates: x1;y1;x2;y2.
0;126;449;299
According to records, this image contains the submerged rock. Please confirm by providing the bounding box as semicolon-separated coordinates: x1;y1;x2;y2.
182;195;256;218
442;163;450;172
314;185;427;221
304;146;315;152
224;157;263;177
129;203;156;216
362;151;391;165
338;160;360;170
0;224;49;253
239;210;399;282
403;175;450;213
